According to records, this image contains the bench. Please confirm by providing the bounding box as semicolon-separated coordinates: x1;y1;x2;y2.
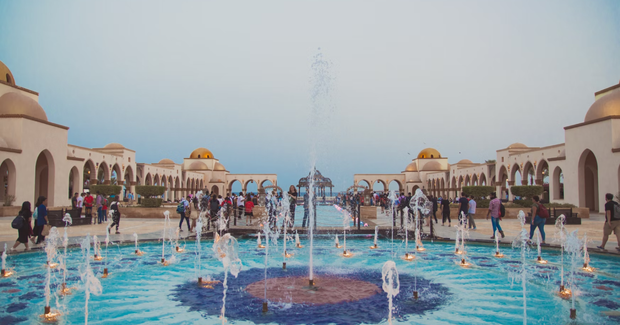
525;208;581;225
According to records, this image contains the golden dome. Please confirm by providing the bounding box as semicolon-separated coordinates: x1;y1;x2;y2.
214;162;226;171
0;60;15;85
405;162;418;172
507;143;527;149
188;161;208;170
422;161;442;171
104;143;125;149
457;159;473;164
0;92;47;121
417;148;441;159
190;147;214;159
584;86;620;122
158;158;175;164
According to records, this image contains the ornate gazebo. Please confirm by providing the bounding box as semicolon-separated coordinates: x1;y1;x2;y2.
297;168;334;198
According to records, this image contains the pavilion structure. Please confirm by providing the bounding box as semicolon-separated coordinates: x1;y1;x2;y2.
297;168;334;198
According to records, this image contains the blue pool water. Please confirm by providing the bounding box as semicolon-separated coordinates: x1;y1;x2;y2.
1;232;620;324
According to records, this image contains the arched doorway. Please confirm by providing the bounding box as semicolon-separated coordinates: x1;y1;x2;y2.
211;185;220;196
552;167;564;200
579;150;599;211
35;150;55;204
372;180;386;194
68;166;80;199
229;179;242;194
0;159;16;205
83;160;95;191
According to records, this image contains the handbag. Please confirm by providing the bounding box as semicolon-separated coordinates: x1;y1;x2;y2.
41;224;52;236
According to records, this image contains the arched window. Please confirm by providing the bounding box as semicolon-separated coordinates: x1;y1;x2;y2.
6;74;11;84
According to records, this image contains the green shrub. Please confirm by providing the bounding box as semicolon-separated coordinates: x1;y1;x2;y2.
141;198;163;207
462;186;494;198
90;185;122;196
510;186;543;199
474;199;490;208
135;185;166;198
512;199;532;208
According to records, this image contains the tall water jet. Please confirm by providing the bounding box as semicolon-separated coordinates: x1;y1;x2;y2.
582;233;592;271
494;230;504;257
195;216;203;284
162;211;170;264
382;260;400;325
535;229;546;264
80;234;102;325
409;189;430;252
92;235;102;261
555;214;568;294
335;234;341;248
512;210;529;325
133;233;143;255
565;230;581;319
388;190;398;258
42;227;60;320
295;231;303;248
1;244;8;277
212;233;242;323
261;223;273;312
103;225;110;277
61;213;72;293
402;206;413;261
280;191;292;268
307;49;334;287
334;204;352;257
257;231;265;249
371;225;379;249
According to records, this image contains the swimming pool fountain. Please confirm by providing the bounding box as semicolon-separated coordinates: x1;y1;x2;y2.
535;229;546;264
371;225;379;249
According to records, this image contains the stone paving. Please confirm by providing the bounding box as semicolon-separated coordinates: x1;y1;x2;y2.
1;207;619;257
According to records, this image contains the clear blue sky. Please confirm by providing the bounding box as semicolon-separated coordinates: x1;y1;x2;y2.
1;0;619;192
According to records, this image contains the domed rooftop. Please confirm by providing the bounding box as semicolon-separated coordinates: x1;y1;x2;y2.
158;158;174;164
584;86;620;122
0;60;15;85
190;147;214;159
405;162;418;172
104;143;125;149
457;159;473;164
507;143;527;149
188;161;208;170
422;161;442;171
214;162;226;171
0;92;47;121
417;148;441;159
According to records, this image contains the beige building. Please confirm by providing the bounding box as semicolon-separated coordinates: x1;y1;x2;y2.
0;60;276;208
355;81;620;212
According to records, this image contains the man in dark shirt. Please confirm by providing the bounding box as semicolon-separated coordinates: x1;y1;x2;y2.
458;192;469;226
431;195;438;224
598;193;620;251
441;197;451;226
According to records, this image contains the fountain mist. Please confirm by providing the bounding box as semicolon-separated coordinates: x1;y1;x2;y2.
382;260;400;325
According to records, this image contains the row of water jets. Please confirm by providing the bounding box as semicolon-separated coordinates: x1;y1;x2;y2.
0;191;595;324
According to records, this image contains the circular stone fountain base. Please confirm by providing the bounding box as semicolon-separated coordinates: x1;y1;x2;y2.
246;276;381;305
171;266;451;324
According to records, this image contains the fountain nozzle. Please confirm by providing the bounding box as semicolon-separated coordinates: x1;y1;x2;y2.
583;262;588;268
570;308;576;319
161;258;165;264
262;302;268;313
1;269;4;277
44;306;50;315
461;258;466;265
413;291;418;300
560;284;565;292
198;277;202;284
103;268;108;277
538;256;542;261
374;243;377;248
309;279;314;286
283;262;286;270
455;248;459;253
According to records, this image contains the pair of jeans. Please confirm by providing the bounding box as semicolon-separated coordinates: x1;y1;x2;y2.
491;217;503;237
97;207;104;224
179;212;190;230
302;209;309;227
529;215;546;241
467;213;477;229
442;210;451;224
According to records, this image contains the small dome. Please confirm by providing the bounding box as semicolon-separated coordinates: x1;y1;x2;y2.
214;162;226;171
104;143;125;149
422;161;442;171
584;86;620;122
0;60;15;85
417;148;441;159
190;147;214;159
158;158;174;164
405;162;418;172
0;92;47;121
508;143;527;149
457;159;473;164
189;161;208;170
0;136;8;148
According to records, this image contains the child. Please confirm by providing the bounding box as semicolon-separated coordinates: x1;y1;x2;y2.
245;195;255;226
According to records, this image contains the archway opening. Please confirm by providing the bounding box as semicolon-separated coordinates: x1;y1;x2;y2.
0;159;16;205
372;180;386;194
230;180;242;194
211;185;220;196
579;150;599;211
388;180;402;193
246;180;258;195
69;166;80;199
35;151;55;204
553;167;564;200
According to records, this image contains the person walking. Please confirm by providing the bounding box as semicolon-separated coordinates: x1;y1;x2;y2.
244;194;255;225
441;197;451;226
77;193;84;217
33;196;49;244
109;196;121;234
102;196;109;222
209;195;220;230
597;193;620;251
84;192;94;220
528;195;546;243
71;192;79;210
11;201;32;251
237;192;245;220
302;192;310;228
288;186;297;227
96;191;104;224
486;192;505;239
458;192;469;226
431;195;439;224
468;195;477;230
179;196;191;231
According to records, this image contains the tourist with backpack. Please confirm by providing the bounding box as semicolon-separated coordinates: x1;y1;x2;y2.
109;196;121;234
11;201;32;251
529;195;547;243
597;193;620;251
177;196;190;231
33;196;49;244
486;192;505;239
